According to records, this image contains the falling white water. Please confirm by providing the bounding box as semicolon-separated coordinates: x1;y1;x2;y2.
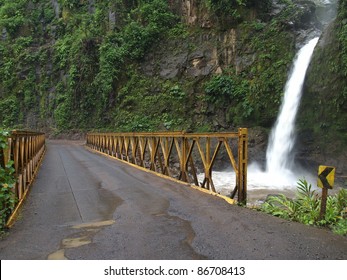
266;37;319;175
198;38;319;200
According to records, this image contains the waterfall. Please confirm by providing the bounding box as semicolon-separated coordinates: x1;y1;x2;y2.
265;37;319;175
197;3;337;198
201;37;320;195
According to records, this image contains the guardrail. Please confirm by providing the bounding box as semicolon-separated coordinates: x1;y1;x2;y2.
86;129;248;203
0;130;46;227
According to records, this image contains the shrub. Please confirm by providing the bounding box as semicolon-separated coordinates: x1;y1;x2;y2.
0;130;16;232
0;97;20;128
204;75;239;105
261;179;347;236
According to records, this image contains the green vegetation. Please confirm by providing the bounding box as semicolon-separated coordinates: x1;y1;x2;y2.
204;2;297;127
205;75;236;105
0;0;180;131
207;0;247;21
0;130;16;232
112;70;189;131
0;0;346;139
52;0;179;130
297;0;347;157
338;0;347;88
0;0;294;132
261;179;347;236
207;0;272;25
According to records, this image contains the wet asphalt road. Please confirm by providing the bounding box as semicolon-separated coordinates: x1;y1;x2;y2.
0;140;346;260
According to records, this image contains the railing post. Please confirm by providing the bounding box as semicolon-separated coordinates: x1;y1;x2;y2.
237;128;248;204
2;137;11;167
4;130;46;228
86;130;247;204
180;133;189;182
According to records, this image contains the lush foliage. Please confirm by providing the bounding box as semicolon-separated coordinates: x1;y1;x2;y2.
0;130;16;232
261;179;347;236
0;0;27;36
205;75;237;105
112;69;189;131
338;0;347;86
207;0;246;20
0;0;179;131
297;0;347;156
203;2;297;127
207;0;271;23
204;74;253;124
0;0;345;136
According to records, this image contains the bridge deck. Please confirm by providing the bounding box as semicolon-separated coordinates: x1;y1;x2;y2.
0;140;346;259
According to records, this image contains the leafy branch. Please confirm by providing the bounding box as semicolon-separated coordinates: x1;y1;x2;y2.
0;130;16;232
261;179;347;235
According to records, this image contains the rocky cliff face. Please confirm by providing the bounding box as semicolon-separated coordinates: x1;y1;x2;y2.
298;0;347;182
0;0;322;129
139;0;324;131
0;0;345;176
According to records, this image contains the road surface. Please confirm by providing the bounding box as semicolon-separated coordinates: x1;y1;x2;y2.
0;140;346;259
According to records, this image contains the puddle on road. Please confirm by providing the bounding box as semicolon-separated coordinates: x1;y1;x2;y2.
47;219;115;260
167;214;207;260
72;220;115;229
154;211;207;260
62;236;92;248
48;249;67;260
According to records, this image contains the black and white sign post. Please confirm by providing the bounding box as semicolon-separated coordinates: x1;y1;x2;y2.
317;165;335;221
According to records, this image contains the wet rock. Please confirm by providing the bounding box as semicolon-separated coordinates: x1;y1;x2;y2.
1;28;7;41
270;0;287;16
51;0;60;18
141;41;189;79
294;1;319;29
235;54;256;74
109;11;116;30
248;127;268;164
314;0;338;26
88;0;95;14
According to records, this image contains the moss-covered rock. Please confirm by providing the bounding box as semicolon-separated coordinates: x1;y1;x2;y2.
297;0;347;178
0;0;338;141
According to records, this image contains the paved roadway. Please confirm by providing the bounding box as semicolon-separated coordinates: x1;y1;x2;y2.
0;140;346;260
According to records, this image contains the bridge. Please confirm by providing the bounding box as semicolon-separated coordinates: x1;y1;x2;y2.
0;130;346;259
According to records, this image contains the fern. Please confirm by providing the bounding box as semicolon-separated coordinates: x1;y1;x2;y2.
260;179;347;235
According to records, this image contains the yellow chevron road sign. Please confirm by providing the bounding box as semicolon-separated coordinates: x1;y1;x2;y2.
317;165;335;189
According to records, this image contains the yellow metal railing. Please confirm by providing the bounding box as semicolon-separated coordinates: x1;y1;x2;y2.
0;130;46;227
86;129;248;203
